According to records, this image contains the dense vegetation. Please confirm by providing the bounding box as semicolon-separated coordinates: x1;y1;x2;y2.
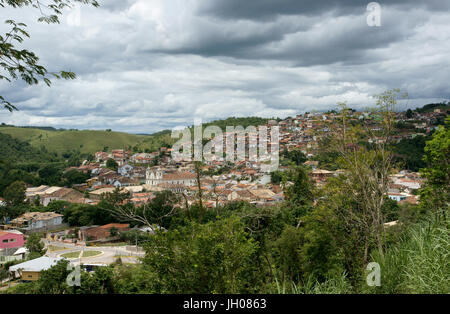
0;133;65;196
0;132;59;163
392;135;429;171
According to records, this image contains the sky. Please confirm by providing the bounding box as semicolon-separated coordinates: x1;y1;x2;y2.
0;0;449;133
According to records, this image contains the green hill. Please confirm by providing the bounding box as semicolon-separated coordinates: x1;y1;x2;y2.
414;102;450;113
0;126;149;154
0;117;271;155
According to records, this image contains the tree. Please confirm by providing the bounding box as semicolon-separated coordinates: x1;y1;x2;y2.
282;166;314;225
0;0;99;111
109;227;118;237
312;89;408;274
77;266;116;294
272;225;303;284
3;180;26;206
25;233;46;256
405;109;413;119
420;117;449;223
35;260;71;294
142;217;262;293
272;210;343;286
270;170;283;185
101;187;131;207
106;159;118;171
38;164;63;185
392;135;428;171
283;149;306;166
325;90;405;260
63;169;89;186
314;177;369;285
9;260;121;294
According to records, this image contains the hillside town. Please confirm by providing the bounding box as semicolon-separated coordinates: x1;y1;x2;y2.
0;107;447;284
18;108;446;209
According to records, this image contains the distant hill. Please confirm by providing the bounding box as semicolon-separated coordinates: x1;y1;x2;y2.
414;102;450;113
140;116;271;151
0;117;271;155
202;117;271;130
0;126;150;154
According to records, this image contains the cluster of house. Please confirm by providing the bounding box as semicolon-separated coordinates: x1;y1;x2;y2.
1;219;135;282
94;150;160;167
1;211;68;269
26;186;89;206
15;108;442;211
277;108;447;155
0;212;64;274
41;222;131;245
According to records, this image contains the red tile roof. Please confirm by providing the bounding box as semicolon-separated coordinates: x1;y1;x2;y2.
98;223;129;229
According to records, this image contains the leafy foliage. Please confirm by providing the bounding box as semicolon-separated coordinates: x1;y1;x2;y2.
392;135;429;171
419;117;450;222
3;180;26;206
25;233;46;256
0;132;58;163
142;217;262;294
106;158;118;171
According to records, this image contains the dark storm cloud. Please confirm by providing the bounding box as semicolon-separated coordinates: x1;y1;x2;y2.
148;5;428;67
199;0;450;20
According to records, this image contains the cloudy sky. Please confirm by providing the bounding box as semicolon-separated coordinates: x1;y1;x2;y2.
1;0;449;133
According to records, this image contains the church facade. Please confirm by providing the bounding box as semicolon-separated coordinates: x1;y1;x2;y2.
145;168;196;187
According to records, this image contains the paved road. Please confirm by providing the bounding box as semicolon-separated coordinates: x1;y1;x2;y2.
44;241;145;265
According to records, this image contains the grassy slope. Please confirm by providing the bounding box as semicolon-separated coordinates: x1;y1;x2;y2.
0;127;149;154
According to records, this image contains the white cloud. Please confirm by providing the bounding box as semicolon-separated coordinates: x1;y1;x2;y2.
0;1;449;133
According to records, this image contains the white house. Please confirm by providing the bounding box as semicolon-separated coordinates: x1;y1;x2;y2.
388;193;407;202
